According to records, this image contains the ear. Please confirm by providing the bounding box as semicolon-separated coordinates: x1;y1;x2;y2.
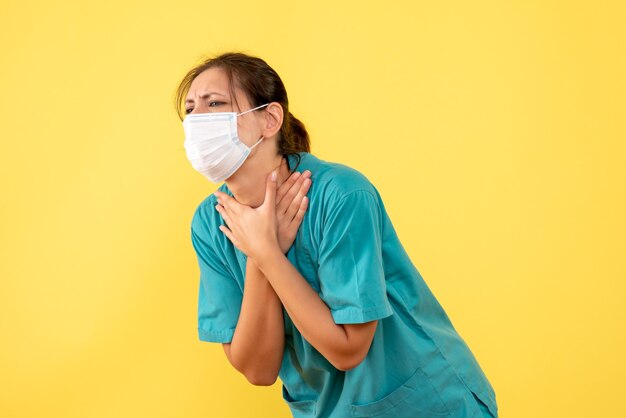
261;102;284;139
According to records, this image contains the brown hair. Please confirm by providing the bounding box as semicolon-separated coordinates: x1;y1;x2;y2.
174;52;310;165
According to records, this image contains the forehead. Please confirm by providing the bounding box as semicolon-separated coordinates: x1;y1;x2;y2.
186;67;241;101
188;67;228;94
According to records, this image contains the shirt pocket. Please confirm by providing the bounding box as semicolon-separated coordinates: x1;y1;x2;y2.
470;388;497;417
349;365;450;417
282;385;318;417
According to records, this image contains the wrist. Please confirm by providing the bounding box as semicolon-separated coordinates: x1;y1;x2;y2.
246;257;260;272
254;245;284;274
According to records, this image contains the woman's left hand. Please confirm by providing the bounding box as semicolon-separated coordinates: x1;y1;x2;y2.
214;171;281;261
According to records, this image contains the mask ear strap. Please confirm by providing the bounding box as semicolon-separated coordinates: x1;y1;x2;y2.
249;136;264;149
237;103;270;116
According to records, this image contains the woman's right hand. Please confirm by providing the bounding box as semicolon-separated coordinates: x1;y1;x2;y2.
276;170;312;254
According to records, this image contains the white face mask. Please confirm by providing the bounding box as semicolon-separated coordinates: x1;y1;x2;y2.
182;103;270;183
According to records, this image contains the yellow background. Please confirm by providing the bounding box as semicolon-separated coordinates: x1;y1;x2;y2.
1;1;624;417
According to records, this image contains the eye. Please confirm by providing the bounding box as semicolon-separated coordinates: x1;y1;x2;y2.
185;107;193;114
209;101;225;107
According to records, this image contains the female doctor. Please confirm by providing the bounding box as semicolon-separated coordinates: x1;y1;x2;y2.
177;52;499;418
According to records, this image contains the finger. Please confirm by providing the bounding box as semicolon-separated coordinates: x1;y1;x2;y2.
214;191;240;214
277;175;303;215
263;170;277;209
287;196;309;235
215;204;235;230
276;171;301;205
277;170;311;216
284;177;311;221
218;225;238;247
296;196;309;222
216;196;238;218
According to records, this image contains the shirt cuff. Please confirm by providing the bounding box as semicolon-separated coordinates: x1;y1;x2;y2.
198;327;235;343
330;303;394;324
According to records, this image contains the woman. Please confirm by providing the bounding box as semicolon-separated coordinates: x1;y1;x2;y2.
176;52;498;418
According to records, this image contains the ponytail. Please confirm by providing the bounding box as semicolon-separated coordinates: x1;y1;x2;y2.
279;111;310;155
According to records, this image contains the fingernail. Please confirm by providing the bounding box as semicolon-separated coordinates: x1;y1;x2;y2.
271;170;277;181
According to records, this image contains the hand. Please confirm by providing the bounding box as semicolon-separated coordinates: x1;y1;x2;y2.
214;171;281;261
275;170;311;253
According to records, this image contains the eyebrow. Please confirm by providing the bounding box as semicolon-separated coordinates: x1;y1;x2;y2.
185;92;226;104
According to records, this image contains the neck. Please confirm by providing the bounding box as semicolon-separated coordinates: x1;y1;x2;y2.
225;147;291;208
